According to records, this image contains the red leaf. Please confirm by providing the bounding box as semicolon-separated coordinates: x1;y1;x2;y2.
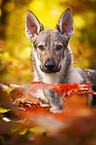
29;81;49;89
29;82;96;102
21;101;41;110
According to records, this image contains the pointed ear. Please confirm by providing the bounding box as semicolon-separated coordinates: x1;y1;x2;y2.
56;8;74;41
25;10;44;41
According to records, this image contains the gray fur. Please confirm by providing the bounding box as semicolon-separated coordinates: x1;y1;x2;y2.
25;8;96;112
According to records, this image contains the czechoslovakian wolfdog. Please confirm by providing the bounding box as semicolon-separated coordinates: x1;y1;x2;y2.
25;8;96;112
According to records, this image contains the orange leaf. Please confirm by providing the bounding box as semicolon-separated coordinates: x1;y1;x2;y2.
29;82;96;103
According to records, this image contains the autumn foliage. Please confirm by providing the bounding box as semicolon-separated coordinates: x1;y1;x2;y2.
0;1;96;144
0;81;96;145
29;81;96;102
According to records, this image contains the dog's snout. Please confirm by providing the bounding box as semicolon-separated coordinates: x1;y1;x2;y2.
44;58;56;71
40;57;61;73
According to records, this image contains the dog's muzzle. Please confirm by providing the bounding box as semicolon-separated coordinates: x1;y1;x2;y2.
40;58;61;73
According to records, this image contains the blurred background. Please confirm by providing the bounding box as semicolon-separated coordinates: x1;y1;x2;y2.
0;0;96;85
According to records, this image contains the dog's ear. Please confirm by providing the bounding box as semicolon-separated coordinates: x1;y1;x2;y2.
56;8;74;41
25;10;44;41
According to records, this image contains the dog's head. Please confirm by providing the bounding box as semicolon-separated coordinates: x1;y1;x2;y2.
25;8;74;73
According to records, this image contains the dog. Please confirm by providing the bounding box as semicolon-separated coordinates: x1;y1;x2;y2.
25;8;96;111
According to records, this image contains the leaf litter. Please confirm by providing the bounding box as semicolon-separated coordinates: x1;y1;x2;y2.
0;82;96;145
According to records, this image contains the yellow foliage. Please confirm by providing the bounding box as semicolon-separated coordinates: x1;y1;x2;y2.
0;0;96;84
74;16;86;29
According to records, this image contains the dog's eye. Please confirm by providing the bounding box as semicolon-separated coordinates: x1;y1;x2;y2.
55;45;63;51
38;45;45;51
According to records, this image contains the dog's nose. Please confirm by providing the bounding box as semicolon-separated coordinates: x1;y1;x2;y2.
44;58;56;71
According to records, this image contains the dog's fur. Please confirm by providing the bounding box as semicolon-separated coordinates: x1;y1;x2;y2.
25;8;96;111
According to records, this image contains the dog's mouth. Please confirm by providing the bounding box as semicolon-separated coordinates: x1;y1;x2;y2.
40;65;61;73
